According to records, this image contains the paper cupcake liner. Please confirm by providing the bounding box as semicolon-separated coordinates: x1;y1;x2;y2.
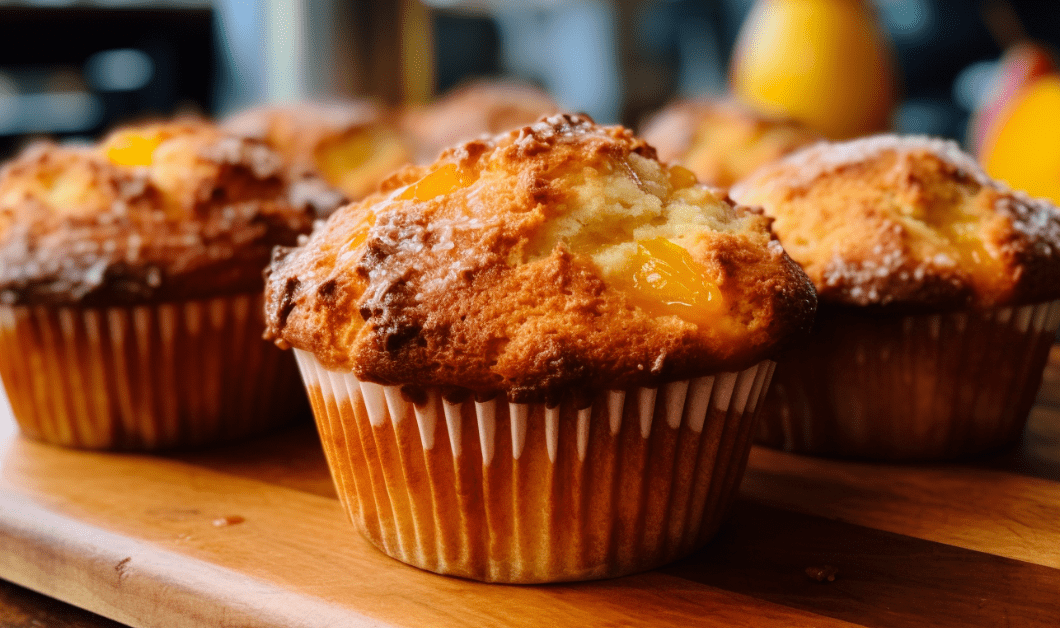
295;350;775;583
0;294;306;450
758;299;1060;460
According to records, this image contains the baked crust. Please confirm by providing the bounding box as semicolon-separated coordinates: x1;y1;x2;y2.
401;79;559;163
0;118;341;306
641;99;821;189
730;135;1060;310
265;114;815;402
225;100;411;201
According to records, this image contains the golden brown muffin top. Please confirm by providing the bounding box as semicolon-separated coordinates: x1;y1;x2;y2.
641;99;822;190
730;134;1060;310
265;114;815;402
401;79;560;164
0;117;342;306
224;100;411;202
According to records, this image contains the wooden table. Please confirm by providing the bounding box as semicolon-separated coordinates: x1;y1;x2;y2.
2;351;1060;627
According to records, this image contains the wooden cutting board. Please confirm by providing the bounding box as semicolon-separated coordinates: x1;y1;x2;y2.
2;353;1060;627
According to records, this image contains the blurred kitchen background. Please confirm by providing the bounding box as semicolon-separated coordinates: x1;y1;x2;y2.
0;0;1058;157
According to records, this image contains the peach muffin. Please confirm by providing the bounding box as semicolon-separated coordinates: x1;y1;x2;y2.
264;113;816;582
401;79;559;163
731;135;1060;460
225;100;410;202
0;117;342;450
641;99;821;189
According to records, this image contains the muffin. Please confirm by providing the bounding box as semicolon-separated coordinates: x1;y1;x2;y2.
225;100;411;202
401;79;559;163
264;113;816;582
730;135;1060;460
0;117;342;450
641;99;821;189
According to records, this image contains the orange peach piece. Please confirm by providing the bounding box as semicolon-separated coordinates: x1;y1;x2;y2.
981;75;1060;205
398;163;474;202
611;237;725;328
103;130;163;167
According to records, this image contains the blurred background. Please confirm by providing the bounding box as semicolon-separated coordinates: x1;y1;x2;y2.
0;0;1058;156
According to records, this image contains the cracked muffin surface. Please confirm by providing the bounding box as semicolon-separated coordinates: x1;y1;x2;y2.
730;134;1060;310
265;114;816;402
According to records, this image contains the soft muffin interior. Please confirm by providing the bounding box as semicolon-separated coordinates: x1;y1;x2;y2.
521;153;755;328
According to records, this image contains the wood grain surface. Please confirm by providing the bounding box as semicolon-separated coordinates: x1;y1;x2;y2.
0;579;125;628
2;349;1060;627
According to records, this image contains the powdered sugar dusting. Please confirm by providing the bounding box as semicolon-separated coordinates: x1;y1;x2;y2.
996;190;1060;251
732;134;993;199
820;242;904;304
359;208;501;312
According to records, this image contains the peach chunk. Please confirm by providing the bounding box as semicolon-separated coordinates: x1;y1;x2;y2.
399;163;475;202
613;237;724;327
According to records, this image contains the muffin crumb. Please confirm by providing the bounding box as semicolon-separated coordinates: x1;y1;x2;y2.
805;565;838;582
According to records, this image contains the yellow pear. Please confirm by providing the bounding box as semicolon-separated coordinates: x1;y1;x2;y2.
982;74;1060;204
730;0;898;139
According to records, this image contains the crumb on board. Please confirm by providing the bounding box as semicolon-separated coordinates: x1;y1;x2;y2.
805;565;839;582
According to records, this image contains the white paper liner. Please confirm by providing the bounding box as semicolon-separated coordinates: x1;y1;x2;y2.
0;294;305;450
758;299;1060;460
295;349;775;583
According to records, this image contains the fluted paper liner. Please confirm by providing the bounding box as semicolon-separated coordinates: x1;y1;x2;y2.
0;294;306;450
295;350;775;583
758;299;1060;460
